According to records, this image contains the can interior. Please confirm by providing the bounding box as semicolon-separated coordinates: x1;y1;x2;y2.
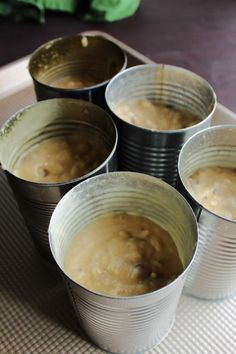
0;99;117;176
29;35;126;89
106;64;216;123
179;126;236;181
49;173;198;281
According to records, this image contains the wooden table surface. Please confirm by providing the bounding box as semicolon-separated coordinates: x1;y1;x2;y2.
1;0;236;112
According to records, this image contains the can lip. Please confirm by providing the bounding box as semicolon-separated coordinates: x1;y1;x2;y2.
178;124;236;224
105;63;217;134
48;171;199;301
0;98;118;188
28;34;127;92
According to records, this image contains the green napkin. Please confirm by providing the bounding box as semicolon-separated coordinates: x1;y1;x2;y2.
0;1;12;16
84;0;141;22
0;0;77;23
15;0;77;23
0;0;140;22
14;0;45;23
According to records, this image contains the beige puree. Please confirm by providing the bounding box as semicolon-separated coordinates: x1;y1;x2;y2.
64;213;183;297
52;74;100;89
13;133;109;183
186;166;236;221
115;99;200;130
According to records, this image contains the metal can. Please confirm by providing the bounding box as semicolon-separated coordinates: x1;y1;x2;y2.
28;34;127;108
0;98;117;258
178;125;236;299
49;172;198;353
105;64;216;187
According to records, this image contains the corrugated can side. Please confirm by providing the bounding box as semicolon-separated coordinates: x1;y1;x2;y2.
65;275;185;354
115;118;210;186
5;156;116;257
178;125;236;299
49;172;198;353
185;212;236;299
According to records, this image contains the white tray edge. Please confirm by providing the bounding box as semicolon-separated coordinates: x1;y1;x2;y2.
1;45;236;126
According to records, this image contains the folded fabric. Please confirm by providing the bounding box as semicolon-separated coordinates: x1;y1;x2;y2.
0;1;12;16
0;0;77;22
14;0;45;23
0;0;140;22
15;0;77;23
84;0;141;22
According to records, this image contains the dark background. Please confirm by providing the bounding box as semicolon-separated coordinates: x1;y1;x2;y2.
1;0;236;111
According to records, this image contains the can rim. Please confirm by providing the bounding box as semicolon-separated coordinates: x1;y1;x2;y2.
28;34;127;91
178;124;236;224
105;63;217;134
48;171;199;301
0;97;118;188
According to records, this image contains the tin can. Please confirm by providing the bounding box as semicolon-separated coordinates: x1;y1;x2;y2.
0;98;117;258
178;125;236;299
49;172;198;353
105;64;216;187
28;34;127;108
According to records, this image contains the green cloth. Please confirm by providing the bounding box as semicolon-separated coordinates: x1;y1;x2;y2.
0;1;11;16
14;0;45;23
14;0;76;23
85;0;141;22
0;0;140;22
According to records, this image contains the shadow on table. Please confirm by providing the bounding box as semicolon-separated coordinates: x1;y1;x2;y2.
0;170;85;339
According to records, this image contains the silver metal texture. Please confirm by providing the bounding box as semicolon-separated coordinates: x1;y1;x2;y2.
178;125;236;300
105;64;217;187
0;98;117;258
29;34;127;108
49;172;198;354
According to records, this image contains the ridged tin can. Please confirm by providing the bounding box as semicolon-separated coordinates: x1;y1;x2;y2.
178;125;236;299
0;98;117;258
28;34;127;108
49;172;198;353
105;64;216;187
